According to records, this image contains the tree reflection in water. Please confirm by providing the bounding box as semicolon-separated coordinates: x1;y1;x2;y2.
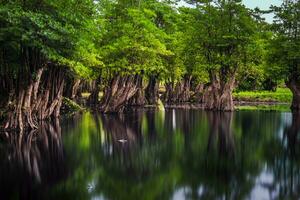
1;110;300;200
262;111;300;199
0;119;67;199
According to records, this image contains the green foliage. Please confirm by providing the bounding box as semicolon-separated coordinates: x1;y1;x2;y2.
99;1;172;77
267;0;300;81
0;0;101;78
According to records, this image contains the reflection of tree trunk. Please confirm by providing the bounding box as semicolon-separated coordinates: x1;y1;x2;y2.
285;111;300;156
286;77;300;111
145;111;157;140
203;72;235;111
101;114;139;145
1;119;66;187
100;74;140;113
206;112;235;158
145;75;159;105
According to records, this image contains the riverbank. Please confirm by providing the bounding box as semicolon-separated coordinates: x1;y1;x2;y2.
233;88;291;111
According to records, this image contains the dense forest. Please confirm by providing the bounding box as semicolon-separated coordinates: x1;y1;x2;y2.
0;0;299;131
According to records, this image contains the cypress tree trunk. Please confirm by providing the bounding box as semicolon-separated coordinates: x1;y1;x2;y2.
128;76;145;106
145;75;159;105
87;76;102;106
99;74;140;113
203;72;235;111
3;65;65;132
163;75;192;105
286;77;300;111
191;83;205;103
178;75;192;102
64;78;81;100
163;81;175;104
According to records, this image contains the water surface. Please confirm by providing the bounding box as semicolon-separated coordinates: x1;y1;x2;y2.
0;110;299;200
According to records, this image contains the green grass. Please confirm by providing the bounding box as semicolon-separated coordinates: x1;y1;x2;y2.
233;88;292;103
236;104;290;112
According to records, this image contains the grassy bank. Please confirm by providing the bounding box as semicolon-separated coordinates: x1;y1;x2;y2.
233;88;292;103
234;88;292;111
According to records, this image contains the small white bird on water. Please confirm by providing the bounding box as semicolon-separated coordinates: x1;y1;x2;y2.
118;139;127;143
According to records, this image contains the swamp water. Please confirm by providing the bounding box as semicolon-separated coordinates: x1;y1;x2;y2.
0;110;299;200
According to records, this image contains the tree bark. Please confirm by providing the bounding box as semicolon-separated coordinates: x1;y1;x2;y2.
64;79;81;100
163;75;192;105
3;65;65;132
128;75;145;106
87;76;102;106
145;75;159;105
99;74;140;113
286;77;300;111
203;72;235;111
191;83;205;103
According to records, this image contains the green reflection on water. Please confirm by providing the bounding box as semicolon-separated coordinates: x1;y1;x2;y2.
1;110;300;200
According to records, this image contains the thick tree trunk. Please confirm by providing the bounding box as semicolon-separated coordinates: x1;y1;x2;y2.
203;73;235;111
99;74;140;113
163;75;192;105
64;79;81;100
128;76;145;106
191;83;205;103
3;65;65;132
87;77;101;106
163;82;174;104
178;75;192;102
286;78;300;111
145;76;159;105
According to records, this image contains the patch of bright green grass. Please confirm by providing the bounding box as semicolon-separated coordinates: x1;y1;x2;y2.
236;104;290;112
233;88;292;103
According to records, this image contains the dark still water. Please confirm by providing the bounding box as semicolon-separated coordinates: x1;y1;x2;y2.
0;110;299;200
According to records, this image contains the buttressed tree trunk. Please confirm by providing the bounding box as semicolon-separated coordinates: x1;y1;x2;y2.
163;75;192;105
64;78;81;101
203;72;235;111
286;77;300;111
3;64;65;132
99;74;140;113
192;83;204;103
145;75;160;105
128;75;145;106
